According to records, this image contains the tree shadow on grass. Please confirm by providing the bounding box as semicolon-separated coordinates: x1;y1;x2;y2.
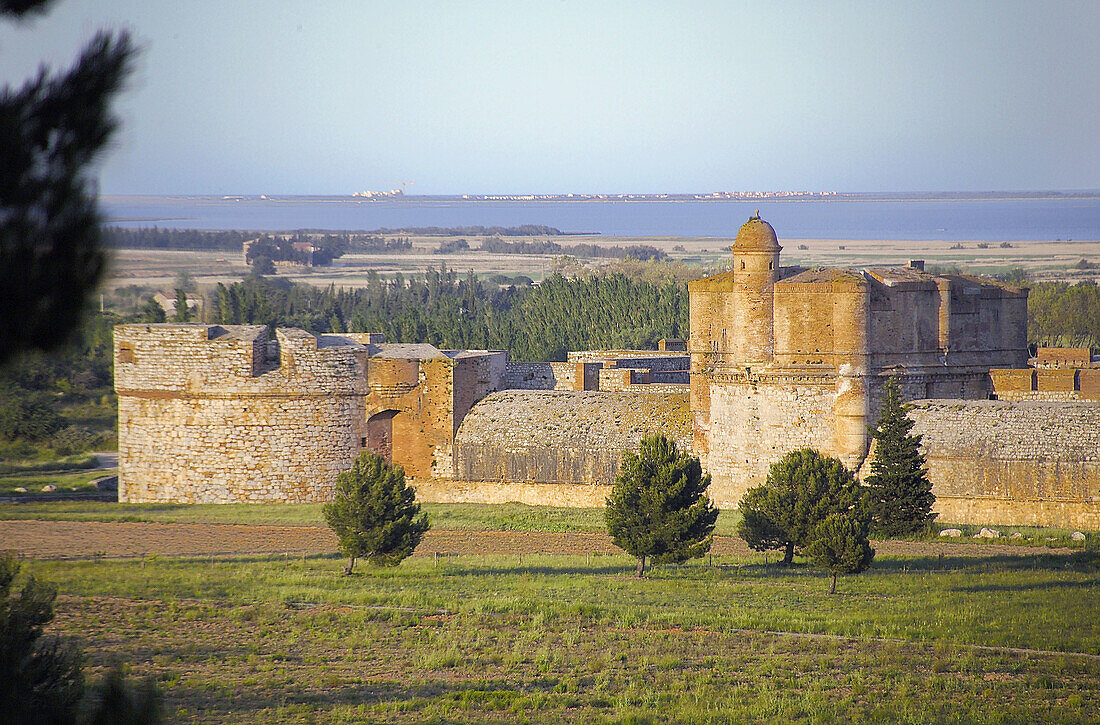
951;578;1098;594
871;552;1096;574
439;563;634;577
168;675;554;718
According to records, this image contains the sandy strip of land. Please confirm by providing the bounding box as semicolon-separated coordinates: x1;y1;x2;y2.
0;520;1066;560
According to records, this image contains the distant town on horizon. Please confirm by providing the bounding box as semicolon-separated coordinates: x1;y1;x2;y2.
104;189;1100;203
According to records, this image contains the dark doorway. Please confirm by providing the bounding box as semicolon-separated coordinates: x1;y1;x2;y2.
366;410;398;462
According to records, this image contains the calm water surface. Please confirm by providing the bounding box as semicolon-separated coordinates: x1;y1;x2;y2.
101;196;1100;241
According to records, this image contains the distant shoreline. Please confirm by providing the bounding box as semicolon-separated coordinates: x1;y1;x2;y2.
102;191;1100;205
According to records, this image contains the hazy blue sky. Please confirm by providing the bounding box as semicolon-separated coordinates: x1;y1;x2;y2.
2;1;1098;195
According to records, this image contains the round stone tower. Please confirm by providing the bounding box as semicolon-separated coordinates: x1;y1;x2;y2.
731;211;781;363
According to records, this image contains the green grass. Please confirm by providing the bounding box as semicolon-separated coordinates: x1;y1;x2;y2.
30;550;1100;724
0;500;746;535
0;469;109;495
0;452;100;474
2;500;1094;549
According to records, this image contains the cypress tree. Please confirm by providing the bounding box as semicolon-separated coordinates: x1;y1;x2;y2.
605;435;719;577
865;379;936;536
323;452;430;575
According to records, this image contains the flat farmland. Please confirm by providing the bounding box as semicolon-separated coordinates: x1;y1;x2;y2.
104;234;1100;294
0;518;1071;560
5;503;1098;723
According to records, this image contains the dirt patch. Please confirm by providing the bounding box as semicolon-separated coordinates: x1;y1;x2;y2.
0;520;1066;560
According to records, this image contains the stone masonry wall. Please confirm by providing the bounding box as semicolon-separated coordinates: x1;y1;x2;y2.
118;395;364;503
908;400;1100;529
116;324;370;503
503;362;555;390
450;390;691;490
700;378;839;507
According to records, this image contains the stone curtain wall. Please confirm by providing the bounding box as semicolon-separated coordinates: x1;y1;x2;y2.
699;378;839;507
116;324;370;503
445;390;691;504
118;395;365;503
503;362;556;390
909;400;1100;529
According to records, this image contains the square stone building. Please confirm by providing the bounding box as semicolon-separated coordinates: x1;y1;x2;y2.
688;213;1029;506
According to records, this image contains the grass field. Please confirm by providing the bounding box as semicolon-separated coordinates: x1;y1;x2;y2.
2;500;1093;549
30;548;1100;723
5;500;1097;722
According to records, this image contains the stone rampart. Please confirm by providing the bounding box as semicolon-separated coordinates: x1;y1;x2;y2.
503;362;555;390
908;400;1100;529
698;375;840;507
116;324;370;503
448;390;691;495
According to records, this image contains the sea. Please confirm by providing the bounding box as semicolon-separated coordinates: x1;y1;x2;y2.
100;195;1100;241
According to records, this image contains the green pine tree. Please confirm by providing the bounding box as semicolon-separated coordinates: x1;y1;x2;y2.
323;452;430;575
1;0;134;368
738;448;868;565
0;553;83;725
865;379;937;536
605;435;719;577
805;513;876;594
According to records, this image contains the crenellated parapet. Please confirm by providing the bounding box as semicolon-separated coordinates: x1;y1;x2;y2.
114;324;371;398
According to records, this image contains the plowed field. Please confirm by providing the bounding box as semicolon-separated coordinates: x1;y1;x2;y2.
0;520;1062;559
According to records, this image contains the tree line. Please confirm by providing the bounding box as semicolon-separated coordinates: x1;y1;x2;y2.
371;225;564;236
477;236;668;261
209;268;689;361
104;227;414;255
244;233;348;267
1028;281;1100;351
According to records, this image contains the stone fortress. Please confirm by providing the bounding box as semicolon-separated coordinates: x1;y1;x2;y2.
115;215;1099;529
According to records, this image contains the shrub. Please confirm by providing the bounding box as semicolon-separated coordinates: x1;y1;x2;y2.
738;448;868;565
806;513;876;593
605;435;719;577
0;395;65;442
322;452;430;574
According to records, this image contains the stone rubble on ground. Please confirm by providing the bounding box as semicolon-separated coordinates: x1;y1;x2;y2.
1071;531;1086;541
41;484;57;492
976;527;1000;538
939;528;962;537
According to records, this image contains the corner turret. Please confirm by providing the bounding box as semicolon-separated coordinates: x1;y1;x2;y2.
731;212;780;363
732;210;781;288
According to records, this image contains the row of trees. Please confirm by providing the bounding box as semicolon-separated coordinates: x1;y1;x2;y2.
245;234;348;268
1028;280;1100;350
331;381;934;595
478;236;669;261
213;266;1097;359
607;379;932;590
208;269;689;361
371;225;564;237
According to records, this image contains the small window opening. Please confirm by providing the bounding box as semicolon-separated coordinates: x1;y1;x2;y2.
740;261;745;270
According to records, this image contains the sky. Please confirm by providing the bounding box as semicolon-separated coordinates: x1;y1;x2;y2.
2;1;1098;196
